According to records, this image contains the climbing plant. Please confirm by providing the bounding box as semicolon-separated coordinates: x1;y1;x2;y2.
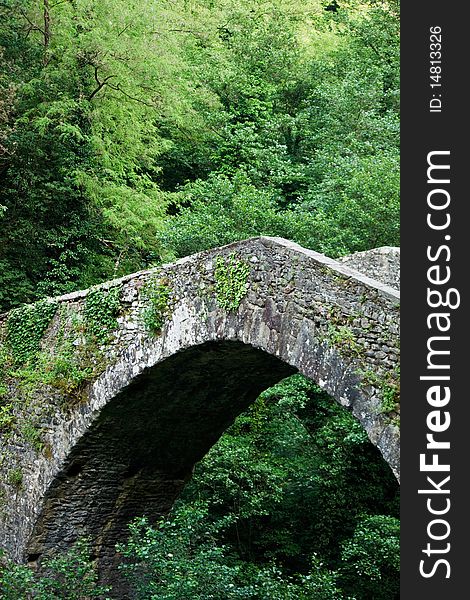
83;286;122;345
358;366;400;416
0;403;14;434
7;468;23;489
6;300;57;365
141;277;172;333
325;324;361;358
214;254;250;311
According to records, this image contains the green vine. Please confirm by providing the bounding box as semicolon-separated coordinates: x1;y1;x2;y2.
0;403;15;434
21;420;44;452
48;351;95;397
0;291;123;452
214;253;250;311
39;307;104;399
84;285;121;345
380;366;400;414
359;366;400;415
380;383;400;414
7;467;23;489
142;277;172;333
6;300;57;364
324;323;361;357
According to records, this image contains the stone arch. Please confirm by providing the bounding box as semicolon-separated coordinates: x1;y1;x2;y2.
0;237;400;585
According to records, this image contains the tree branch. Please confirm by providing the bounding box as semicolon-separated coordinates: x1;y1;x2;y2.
20;10;46;37
150;28;207;41
88;67;116;100
43;0;51;48
117;23;132;38
107;82;156;107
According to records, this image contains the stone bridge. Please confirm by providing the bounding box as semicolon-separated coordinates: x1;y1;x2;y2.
0;237;400;583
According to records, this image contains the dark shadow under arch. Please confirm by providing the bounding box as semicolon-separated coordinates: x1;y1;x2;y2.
27;341;296;586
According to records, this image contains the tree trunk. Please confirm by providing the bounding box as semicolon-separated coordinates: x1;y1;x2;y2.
43;0;51;61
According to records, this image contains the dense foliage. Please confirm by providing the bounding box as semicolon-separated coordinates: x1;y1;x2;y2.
125;376;398;600
0;377;399;599
0;0;399;311
1;1;399;597
0;539;110;599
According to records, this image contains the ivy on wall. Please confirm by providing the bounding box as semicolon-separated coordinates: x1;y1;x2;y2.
141;277;172;333
83;286;122;345
214;254;250;311
6;300;57;364
0;286;123;446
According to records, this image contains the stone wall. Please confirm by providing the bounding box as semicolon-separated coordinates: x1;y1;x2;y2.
0;237;400;592
339;246;400;290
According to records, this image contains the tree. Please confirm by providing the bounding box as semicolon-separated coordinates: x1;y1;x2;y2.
118;375;399;599
339;515;400;599
0;540;110;600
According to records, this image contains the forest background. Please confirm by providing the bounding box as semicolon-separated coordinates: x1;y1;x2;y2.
0;0;400;598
